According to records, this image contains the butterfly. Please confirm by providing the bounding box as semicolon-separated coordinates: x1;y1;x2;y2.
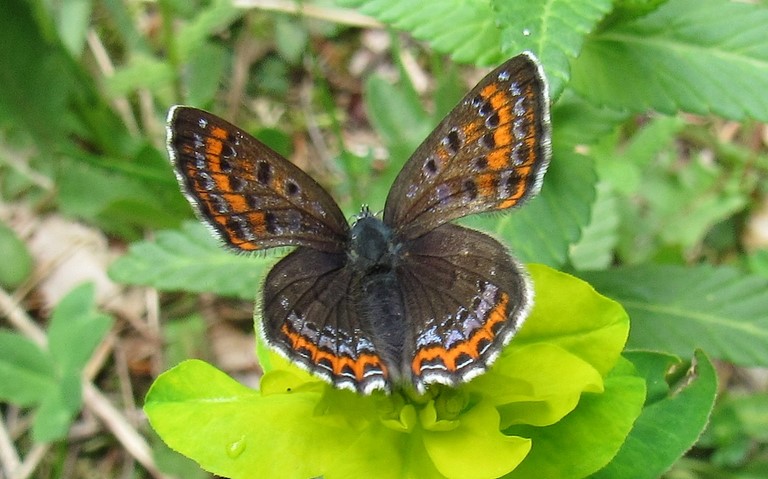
166;52;551;395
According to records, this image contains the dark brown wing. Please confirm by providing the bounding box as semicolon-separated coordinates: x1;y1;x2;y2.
396;224;531;393
383;52;551;239
261;247;391;394
167;106;349;253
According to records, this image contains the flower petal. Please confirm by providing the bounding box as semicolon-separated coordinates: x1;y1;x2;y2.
146;360;359;479
423;400;531;479
518;265;630;376
470;343;604;428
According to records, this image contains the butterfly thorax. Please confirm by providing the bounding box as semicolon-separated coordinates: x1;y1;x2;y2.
348;212;407;380
348;213;400;272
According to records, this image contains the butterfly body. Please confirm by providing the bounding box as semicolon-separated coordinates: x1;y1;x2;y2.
167;52;551;395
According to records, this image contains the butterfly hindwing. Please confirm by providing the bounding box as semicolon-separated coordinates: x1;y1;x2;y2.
397;224;531;393
261;247;391;394
167;106;349;253
383;53;551;239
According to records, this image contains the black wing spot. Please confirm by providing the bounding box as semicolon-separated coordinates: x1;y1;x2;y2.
229;176;247;192
485;111;500;129
463;179;478;201
424;158;438;175
444;129;462;156
256;161;272;185
478;101;492;117
265;211;278;234
285;180;300;196
481;132;496;149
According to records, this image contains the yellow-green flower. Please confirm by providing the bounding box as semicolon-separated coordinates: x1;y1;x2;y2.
145;265;645;479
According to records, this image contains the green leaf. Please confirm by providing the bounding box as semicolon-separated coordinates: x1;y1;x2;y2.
364;72;431;168
607;0;671;22
569;182;620;270
26;284;113;441
431;60;465;121
551;90;629;151
338;0;505;65
175;0;242;62
592;350;717;479
275;16;309;66
580;264;768;367
595;115;684;195
48;283;114;375
149;428;212;479
504;357;646;479
0;0;78;146
573;0;768;121
340;0;612;96
145;360;344;479
701;390;768;464
0;221;33;288
163;314;211;368
592;115;751;263
493;0;613;97
464;150;596;267
109;222;269;299
55;150;187;239
0;330;54;405
747;249;768;279
106;53;175;97
33;370;82;442
54;0;92;56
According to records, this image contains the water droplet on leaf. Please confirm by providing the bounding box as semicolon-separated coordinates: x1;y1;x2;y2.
226;436;247;458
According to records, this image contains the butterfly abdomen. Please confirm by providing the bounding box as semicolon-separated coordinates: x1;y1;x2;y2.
349;214;408;383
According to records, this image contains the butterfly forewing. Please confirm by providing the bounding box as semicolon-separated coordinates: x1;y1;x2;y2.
383;52;551;239
167;106;349;253
397;224;531;393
